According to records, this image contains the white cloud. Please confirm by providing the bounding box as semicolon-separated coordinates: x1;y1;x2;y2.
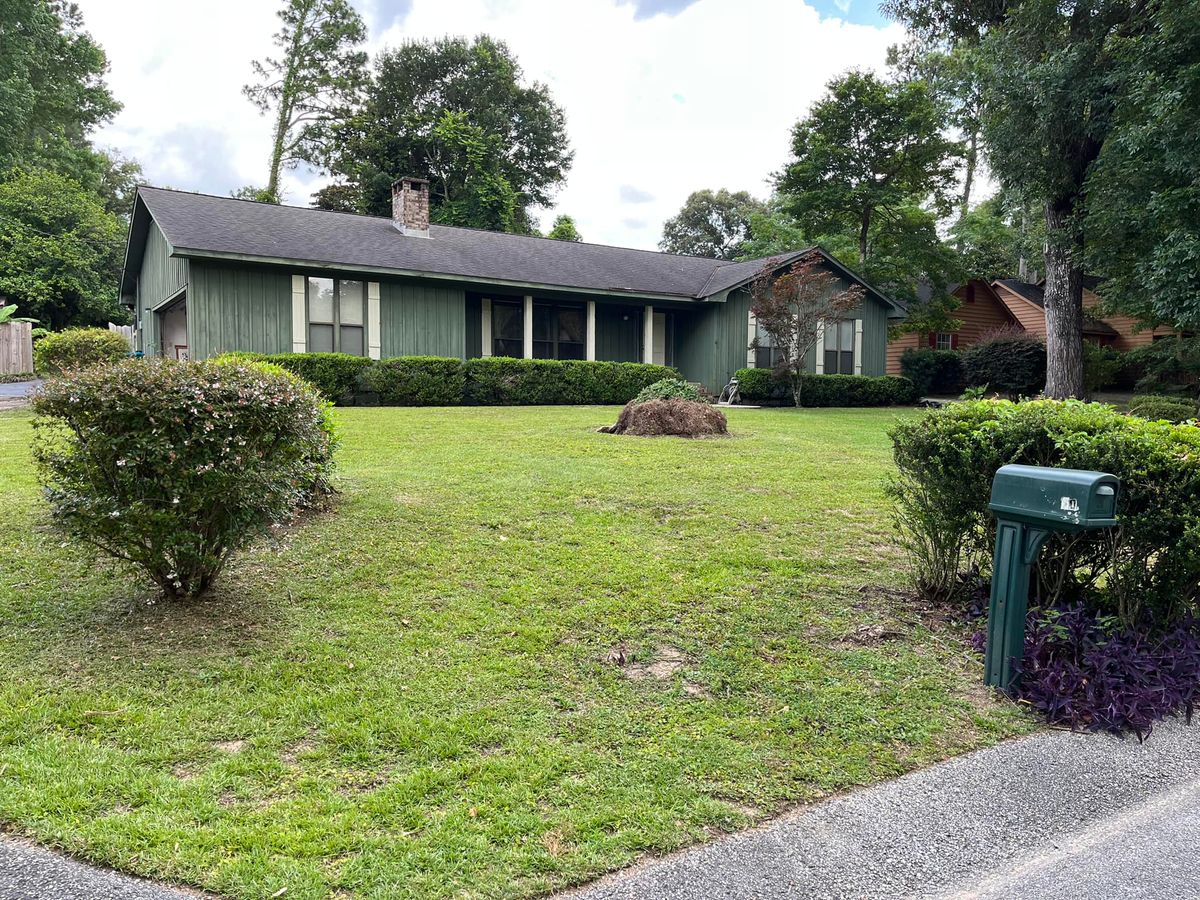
82;0;905;249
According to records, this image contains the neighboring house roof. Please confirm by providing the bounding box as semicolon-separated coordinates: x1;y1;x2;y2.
993;278;1119;336
120;187;902;312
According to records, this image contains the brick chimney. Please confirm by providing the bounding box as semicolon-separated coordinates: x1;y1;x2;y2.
391;177;430;237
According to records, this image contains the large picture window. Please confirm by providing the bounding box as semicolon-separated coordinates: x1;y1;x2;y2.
754;321;784;369
491;300;523;357
533;302;585;360
823;319;855;374
308;277;365;355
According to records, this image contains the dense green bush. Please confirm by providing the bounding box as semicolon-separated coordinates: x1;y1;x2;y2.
961;332;1047;399
263;352;373;402
633;377;701;404
358;356;465;406
899;348;964;395
34;327;129;374
1126;335;1200;398
1128;393;1198;423
462;358;676;405
735;368;918;407
888;399;1200;626
32;358;337;598
1082;342;1125;397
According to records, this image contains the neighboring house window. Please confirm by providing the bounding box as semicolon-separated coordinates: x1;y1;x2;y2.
824;319;855;374
533;302;586;360
307;277;365;355
935;332;954;350
754;321;784;369
491;300;523;357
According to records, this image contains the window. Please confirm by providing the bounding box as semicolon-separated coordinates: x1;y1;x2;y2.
308;277;366;355
491;300;523;357
823;319;855;374
935;332;954;351
532;302;585;360
754;321;784;369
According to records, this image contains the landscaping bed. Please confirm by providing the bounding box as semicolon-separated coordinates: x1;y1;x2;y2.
0;405;1028;899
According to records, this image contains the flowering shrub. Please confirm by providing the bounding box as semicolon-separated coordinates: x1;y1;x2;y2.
32;358;337;598
972;605;1200;738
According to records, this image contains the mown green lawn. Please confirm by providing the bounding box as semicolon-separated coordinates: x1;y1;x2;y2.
0;405;1029;899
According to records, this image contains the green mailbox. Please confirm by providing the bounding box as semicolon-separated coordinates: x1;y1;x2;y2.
984;464;1120;692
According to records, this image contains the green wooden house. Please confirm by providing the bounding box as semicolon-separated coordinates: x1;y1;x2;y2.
119;179;904;391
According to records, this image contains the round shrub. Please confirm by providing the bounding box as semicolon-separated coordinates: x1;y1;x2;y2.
1128;393;1198;423
32;358;337;599
633;377;701;404
961;332;1047;399
899;348;964;396
604;398;727;437
888;399;1200;626
34;327;129;374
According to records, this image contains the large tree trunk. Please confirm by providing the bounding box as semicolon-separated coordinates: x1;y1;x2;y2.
959;129;977;220
1042;202;1085;399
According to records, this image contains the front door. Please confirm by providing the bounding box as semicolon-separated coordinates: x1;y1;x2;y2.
652;312;668;366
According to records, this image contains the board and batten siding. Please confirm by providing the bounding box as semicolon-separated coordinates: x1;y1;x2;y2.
675;288;754;391
188;262;292;359
138;221;188;353
378;281;466;359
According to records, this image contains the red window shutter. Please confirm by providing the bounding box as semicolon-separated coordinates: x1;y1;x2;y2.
951;333;960;349
927;333;937;348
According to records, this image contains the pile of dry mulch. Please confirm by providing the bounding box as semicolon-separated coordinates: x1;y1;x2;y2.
601;398;728;437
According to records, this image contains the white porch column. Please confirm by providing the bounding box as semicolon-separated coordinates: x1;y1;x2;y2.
523;295;534;359
586;300;596;361
481;298;492;357
367;282;381;360
642;305;654;364
290;274;307;353
853;319;864;374
814;320;825;374
747;309;757;368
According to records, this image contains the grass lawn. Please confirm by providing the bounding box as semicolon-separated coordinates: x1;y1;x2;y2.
0;405;1030;899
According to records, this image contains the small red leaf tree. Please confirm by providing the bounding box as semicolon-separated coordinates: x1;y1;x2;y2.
749;253;865;406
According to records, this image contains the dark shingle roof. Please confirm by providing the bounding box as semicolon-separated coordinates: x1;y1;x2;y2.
136;187;748;299
129;188;901;311
995;279;1119;336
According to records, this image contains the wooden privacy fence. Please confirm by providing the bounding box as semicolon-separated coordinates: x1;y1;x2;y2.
108;322;135;349
0;321;33;374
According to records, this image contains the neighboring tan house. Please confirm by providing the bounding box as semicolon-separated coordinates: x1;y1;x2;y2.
991;278;1178;351
886;279;1019;375
120;181;905;392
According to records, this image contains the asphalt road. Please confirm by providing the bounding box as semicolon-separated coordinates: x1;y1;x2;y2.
2;719;1196;899
0;380;39;399
568;717;1200;900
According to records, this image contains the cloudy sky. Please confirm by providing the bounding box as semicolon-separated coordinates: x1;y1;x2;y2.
81;0;907;250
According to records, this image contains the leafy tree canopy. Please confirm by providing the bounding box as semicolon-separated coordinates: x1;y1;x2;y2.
0;167;126;329
659;188;767;259
950;193;1044;282
777;70;962;266
546;214;581;242
244;0;367;204
323;35;573;233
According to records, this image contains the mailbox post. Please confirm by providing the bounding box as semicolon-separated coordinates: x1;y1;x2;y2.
984;465;1119;692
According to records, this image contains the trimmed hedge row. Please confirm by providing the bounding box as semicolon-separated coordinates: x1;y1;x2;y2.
735;368;918;407
212;352;678;405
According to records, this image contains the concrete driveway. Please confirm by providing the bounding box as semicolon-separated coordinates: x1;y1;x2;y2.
0;378;40;411
567;717;1200;900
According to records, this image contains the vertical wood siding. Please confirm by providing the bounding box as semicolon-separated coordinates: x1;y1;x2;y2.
379;281;466;359
137;221;188;355
188;262;292;359
594;303;643;362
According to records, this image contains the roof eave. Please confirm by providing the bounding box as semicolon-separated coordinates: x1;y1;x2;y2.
170;247;706;304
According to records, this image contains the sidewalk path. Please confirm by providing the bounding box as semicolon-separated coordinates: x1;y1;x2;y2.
566;718;1199;900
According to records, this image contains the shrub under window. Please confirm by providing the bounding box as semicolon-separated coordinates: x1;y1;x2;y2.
34;327;129;374
32;358;337;599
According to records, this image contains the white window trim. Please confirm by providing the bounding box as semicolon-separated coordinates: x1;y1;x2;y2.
643;305;655;364
481;298;493;357
586;300;596;361
367;282;381;360
291;275;307;353
814;320;825;374
853;319;864;374
523;295;534;359
747;309;757;368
